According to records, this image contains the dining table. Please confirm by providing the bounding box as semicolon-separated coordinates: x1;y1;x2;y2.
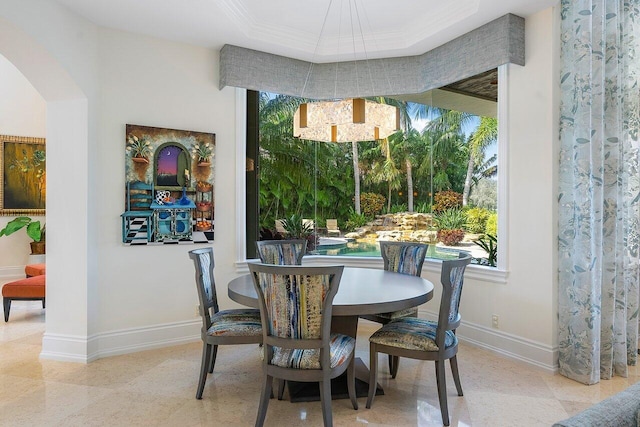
228;265;434;402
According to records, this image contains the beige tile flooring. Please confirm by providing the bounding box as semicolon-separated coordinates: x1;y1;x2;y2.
2;301;639;427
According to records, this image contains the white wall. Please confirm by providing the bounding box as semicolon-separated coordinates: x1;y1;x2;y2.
419;7;559;370
0;2;561;368
0;53;46;273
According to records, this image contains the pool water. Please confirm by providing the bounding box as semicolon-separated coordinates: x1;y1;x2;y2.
312;241;467;260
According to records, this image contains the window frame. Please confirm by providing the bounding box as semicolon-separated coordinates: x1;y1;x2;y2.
234;65;510;283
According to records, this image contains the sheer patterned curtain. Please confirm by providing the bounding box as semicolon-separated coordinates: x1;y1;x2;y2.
558;0;640;385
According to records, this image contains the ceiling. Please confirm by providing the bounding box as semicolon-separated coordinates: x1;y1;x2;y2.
52;0;556;111
55;0;557;63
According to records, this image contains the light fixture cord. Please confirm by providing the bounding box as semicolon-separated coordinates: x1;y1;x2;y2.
351;0;376;98
358;1;394;95
301;0;335;99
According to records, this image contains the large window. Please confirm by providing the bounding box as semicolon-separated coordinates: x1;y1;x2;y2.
246;69;501;268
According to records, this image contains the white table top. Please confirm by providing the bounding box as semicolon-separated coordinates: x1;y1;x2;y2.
228;266;434;317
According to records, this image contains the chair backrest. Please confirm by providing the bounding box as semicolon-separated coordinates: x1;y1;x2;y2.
127;181;154;211
436;253;472;345
256;239;307;265
379;241;428;277
326;219;339;230
188;247;219;331
248;263;344;369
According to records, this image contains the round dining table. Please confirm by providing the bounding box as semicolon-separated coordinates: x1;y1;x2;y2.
228;265;435;402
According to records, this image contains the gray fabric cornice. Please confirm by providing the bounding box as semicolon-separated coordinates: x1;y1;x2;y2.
219;13;524;99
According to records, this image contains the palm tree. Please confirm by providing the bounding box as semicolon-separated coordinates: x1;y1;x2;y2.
462;117;497;205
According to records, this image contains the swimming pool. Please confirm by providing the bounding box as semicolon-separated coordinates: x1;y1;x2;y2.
312;240;468;260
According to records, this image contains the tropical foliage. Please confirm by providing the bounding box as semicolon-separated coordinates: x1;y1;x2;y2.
256;91;498;243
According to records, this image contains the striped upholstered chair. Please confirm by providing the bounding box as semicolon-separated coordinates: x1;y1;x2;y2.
188;247;262;399
255;239;307;265
248;263;358;427
366;253;472;426
360;240;428;377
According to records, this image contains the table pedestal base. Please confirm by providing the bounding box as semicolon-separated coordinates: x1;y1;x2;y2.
286;357;383;402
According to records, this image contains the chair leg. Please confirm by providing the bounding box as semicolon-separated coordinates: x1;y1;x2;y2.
277;379;285;400
435;360;450;426
208;345;218;374
347;355;358;410
319;379;333;427
366;343;378;408
450;355;463;396
196;343;213;399
390;355;400;379
3;298;10;322
255;374;273;427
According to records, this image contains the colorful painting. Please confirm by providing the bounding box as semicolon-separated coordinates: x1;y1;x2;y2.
123;124;215;245
0;135;46;215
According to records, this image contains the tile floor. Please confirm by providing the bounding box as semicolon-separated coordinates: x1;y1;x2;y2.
2;301;639;426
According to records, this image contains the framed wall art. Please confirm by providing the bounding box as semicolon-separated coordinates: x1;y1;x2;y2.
122;124;215;245
0;134;46;215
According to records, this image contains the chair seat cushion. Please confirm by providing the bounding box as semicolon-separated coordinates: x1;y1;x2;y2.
369;317;456;352
2;275;46;298
271;333;355;369
375;307;418;321
207;309;262;337
24;263;46;277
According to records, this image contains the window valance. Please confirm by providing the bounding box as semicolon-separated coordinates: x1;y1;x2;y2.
219;13;524;99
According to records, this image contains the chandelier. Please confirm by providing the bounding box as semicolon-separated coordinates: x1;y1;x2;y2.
292;1;400;143
294;98;399;143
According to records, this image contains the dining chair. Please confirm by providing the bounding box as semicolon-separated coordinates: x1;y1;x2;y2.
255;239;307;265
188;247;262;399
248;262;358;427
360;240;428;377
366;253;472;426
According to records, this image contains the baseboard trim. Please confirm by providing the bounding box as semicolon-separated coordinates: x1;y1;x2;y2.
0;266;24;280
419;309;558;373
40;320;201;363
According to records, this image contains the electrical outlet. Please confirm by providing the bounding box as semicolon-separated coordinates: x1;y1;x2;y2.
195;305;200;317
492;314;499;329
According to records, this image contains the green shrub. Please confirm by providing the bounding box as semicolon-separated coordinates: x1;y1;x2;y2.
433;209;467;230
433;190;463;213
486;213;498;236
474;234;497;267
389;203;408;214
344;209;369;231
360;193;386;217
465;207;491;234
415;202;431;213
280;214;313;238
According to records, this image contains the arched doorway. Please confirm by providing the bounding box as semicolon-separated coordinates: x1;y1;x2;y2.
0;14;93;361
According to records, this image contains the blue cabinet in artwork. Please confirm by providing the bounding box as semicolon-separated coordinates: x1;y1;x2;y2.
151;201;195;242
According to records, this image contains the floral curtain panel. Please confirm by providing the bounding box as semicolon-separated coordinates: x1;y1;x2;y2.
558;0;640;384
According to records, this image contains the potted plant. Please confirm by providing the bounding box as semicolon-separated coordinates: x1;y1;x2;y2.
192;141;213;166
126;134;152;163
0;216;46;254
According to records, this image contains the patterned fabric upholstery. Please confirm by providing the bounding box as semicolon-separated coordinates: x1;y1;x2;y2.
382;243;428;276
271;333;355;369
258;242;305;265
197;252;214;306
207;309;262;337
448;264;467;322
375;307;418;321
254;270;339;368
369;317;457;352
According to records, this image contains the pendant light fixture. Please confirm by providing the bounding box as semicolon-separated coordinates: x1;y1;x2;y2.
293;0;400;143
